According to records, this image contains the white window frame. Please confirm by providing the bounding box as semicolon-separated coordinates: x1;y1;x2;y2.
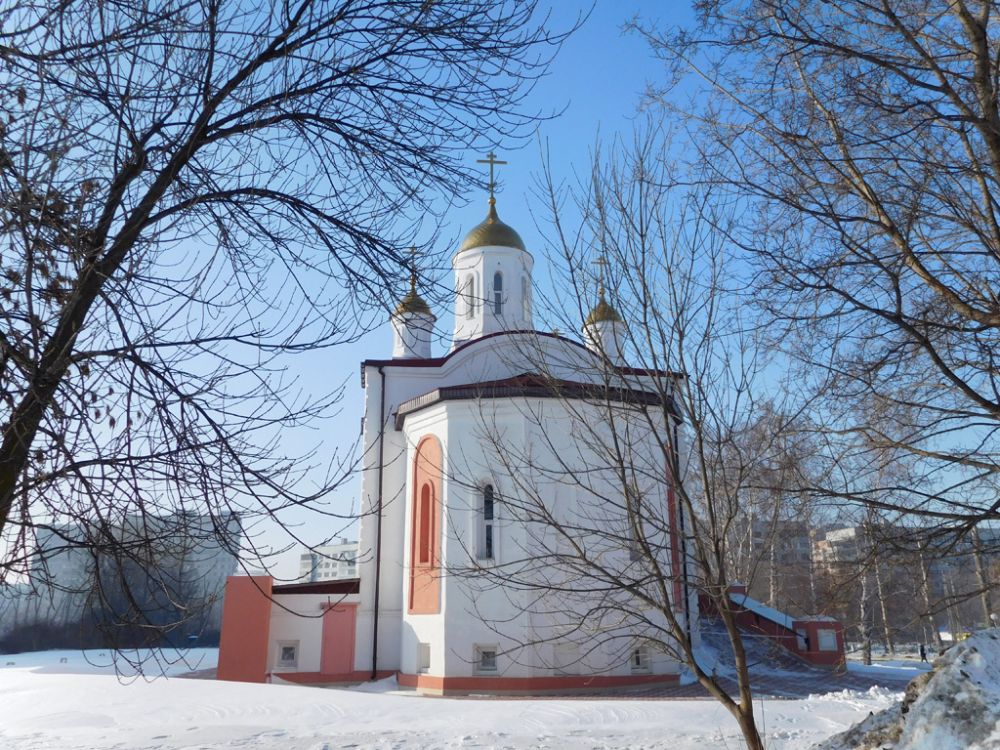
418;642;431;673
276;640;299;669
521;275;531;320
475;644;499;674
630;645;650;673
818;628;838;652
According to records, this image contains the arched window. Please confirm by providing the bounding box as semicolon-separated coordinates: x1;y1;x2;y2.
493;272;503;315
418;483;432;564
479;484;495;560
463;275;475;320
521;276;531;320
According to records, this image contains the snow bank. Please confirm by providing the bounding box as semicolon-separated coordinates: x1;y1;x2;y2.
813;630;1000;750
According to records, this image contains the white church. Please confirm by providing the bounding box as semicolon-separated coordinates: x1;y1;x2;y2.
217;160;697;694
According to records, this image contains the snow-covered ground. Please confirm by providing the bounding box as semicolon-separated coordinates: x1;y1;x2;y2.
0;648;903;750
846;657;932;679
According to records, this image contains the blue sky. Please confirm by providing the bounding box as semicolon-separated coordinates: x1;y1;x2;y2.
259;2;695;578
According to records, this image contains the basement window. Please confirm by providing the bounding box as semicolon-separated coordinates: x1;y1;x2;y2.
277;641;299;669
475;645;498;674
630;646;650;673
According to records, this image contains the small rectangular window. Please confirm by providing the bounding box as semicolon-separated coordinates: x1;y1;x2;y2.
418;643;431;673
818;629;838;652
630;646;650;673
277;641;299;669
475;645;498;673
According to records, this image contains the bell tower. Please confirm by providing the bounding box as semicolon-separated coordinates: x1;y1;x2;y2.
451;153;534;349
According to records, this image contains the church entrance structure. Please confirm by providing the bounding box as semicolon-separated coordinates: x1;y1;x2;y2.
217;161;696;694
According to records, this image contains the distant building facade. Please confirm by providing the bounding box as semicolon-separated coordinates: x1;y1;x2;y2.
297;539;358;582
0;512;239;648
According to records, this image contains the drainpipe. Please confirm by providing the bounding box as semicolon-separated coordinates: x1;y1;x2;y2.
674;419;693;646
371;365;387;679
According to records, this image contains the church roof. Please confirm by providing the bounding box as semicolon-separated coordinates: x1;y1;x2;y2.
393;372;679;430
361;330;686;386
458;198;526;253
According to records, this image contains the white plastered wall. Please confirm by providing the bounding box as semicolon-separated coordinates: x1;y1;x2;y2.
267;592;361;675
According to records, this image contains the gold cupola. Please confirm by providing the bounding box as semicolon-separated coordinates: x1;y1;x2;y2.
395;259;432;316
392;259;435;359
395;282;432;316
458;197;526;253
585;290;623;325
583;259;627;365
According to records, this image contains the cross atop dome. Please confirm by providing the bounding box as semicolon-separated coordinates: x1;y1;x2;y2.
458;152;526;254
395;245;431;316
585;252;623;326
476;151;508;204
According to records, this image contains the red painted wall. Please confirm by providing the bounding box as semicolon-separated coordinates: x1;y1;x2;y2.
699;589;846;668
409;435;442;614
397;671;679;695
217;576;273;683
320;603;358;674
792;619;846;666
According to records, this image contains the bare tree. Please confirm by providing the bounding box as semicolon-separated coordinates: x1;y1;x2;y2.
637;1;1000;535
0;0;569;651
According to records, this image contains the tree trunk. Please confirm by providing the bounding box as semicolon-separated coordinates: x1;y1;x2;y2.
860;565;872;665
973;528;994;627
873;558;895;655
919;541;943;650
734;705;766;750
769;537;778;607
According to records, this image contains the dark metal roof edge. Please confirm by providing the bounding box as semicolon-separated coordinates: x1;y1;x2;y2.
271;578;361;595
394;378;679;430
360;330;686;387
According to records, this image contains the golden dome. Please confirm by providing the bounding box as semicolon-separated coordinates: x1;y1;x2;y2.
395;269;433;316
395;289;432;316
584;294;623;325
458;198;526;253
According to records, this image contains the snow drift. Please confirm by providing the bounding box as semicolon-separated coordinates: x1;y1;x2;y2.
813;630;1000;750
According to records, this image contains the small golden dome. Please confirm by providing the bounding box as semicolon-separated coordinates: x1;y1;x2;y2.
458;198;526;253
395;268;433;316
584;294;623;325
395;289;432;316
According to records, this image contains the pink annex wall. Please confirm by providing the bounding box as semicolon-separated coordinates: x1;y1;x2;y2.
320;603;358;676
217;576;272;683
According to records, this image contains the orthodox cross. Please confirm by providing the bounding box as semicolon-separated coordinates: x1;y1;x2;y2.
476;151;508;201
593;255;609;298
407;245;419;292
